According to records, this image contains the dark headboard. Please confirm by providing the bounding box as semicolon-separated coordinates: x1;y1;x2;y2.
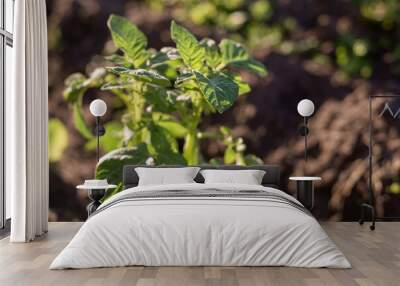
123;165;280;189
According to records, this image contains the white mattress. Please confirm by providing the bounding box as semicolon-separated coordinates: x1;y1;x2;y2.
50;183;351;269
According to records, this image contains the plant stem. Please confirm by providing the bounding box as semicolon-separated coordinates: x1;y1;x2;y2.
183;126;199;165
183;100;202;165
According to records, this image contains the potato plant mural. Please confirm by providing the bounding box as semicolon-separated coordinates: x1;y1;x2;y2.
47;0;400;221
61;15;266;199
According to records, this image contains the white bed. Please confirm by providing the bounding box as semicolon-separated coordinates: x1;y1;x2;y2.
50;182;351;269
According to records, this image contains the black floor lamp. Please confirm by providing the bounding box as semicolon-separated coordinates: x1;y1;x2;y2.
89;99;107;162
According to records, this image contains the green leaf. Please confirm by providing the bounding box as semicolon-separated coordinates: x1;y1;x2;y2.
160;47;181;60
230;59;267;76
209;157;223;166
101;183;123;203
86;68;107;85
234;75;251;95
194;71;239;113
220;39;249;63
48;118;69;163
107;66;131;74
63;73;86;103
127;69;171;87
200;38;222;68
148;47;181;67
73;101;93;140
224;145;236;164
109;67;171;87
175;73;195;86
151;112;174;121
101;121;124;151
175;73;198;91
220;126;231;136
147;125;186;164
148;52;169;68
101;79;133;91
176;79;198;91
219;39;267;76
95;144;150;185
144;86;175;112
157;121;188;138
244;154;264;165
105;54;134;68
64;69;106;103
171;21;205;70
85;121;124;152
65;73;86;87
107;14;149;66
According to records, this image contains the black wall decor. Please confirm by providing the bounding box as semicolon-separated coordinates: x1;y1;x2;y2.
359;95;400;230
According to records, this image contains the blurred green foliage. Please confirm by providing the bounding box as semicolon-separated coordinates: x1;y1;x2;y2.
389;181;400;195
388;175;400;196
147;0;295;51
355;0;400;77
63;15;266;200
145;0;400;79
49;118;69;163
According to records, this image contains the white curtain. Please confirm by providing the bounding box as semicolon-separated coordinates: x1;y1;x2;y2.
8;0;49;242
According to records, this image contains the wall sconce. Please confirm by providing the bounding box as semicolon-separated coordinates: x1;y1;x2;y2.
297;99;315;163
89;99;107;162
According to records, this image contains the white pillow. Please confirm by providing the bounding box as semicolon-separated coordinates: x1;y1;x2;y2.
200;169;266;185
135;167;200;186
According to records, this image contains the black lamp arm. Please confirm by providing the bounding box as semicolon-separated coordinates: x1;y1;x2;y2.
94;116;106;162
298;116;309;163
94;117;106;137
304;116;308;162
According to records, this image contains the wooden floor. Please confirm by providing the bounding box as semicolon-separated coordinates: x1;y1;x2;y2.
0;222;399;286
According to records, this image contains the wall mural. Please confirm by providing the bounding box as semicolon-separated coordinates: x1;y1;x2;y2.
47;0;400;222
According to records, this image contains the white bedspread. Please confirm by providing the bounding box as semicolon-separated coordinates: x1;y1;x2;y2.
50;183;351;269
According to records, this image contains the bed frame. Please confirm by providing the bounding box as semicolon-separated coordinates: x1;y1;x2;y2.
123;165;280;189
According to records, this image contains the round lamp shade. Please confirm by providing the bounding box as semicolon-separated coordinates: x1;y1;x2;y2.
297;99;315;117
89;99;107;117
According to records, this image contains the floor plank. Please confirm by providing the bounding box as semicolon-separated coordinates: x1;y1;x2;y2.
0;222;399;286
